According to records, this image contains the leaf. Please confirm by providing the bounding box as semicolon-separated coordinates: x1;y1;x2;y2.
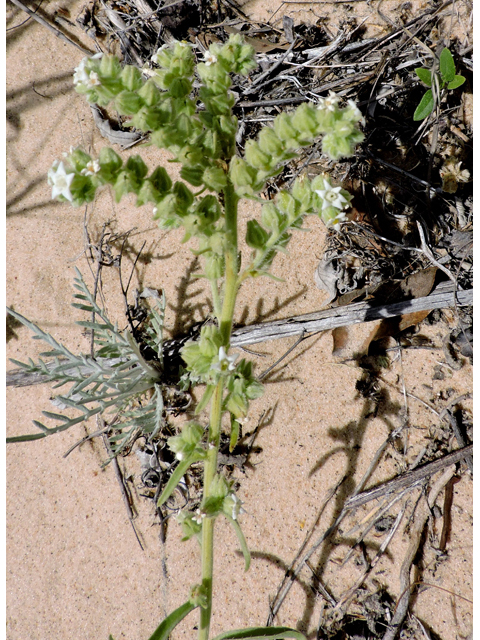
447;75;466;90
413;90;434;121
157;451;205;507
439;47;456;83
146;600;197;640
212;627;307;640
225;514;251;571
414;67;432;86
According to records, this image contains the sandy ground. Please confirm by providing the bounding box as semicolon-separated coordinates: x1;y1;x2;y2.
6;1;473;639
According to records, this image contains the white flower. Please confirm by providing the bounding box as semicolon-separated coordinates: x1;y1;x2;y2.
315;178;349;211
318;91;339;112
192;509;206;525
47;161;75;202
203;50;217;66
225;493;245;521
73;53;103;87
73;58;89;86
86;71;101;87
212;346;238;372
346;99;365;125
81;159;100;176
176;451;184;461
325;210;348;232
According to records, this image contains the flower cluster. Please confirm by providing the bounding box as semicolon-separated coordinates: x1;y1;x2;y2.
230;93;364;197
177;475;245;542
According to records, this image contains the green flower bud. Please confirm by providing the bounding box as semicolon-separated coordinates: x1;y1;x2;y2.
321;133;353;160
169;77;192;99
257;127;284;157
178;513;202;541
261;202;285;233
320;205;348;231
115;90;144;115
70;174;96;205
173;181;194;213
125;155;148;182
121;65;143;91
149;166;172;194
167;422;204;461
136;179;160;206
180;165;205;187
138;79;161;107
99;54;122;79
275;190;298;218
98;147;123;182
291;103;319;137
290;175;313;211
67;147;92;173
245;219;270;250
189;584;208;608
223;493;245;521
196;195;222;226
204;253;225;280
244;140;273;171
273;112;298;145
153;194;180;229
202;166;227;192
229;156;256;188
181;324;223;380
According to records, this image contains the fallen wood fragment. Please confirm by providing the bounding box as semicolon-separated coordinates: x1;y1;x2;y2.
6;282;472;387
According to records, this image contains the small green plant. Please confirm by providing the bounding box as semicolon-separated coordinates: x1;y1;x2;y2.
413;46;466;121
8;36;364;640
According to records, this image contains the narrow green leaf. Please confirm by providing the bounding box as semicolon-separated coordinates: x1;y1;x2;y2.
414;67;432;86
229;417;240;453
157;451;205;507
225;515;251;571
195;384;215;415
447;75;466;90
439;47;456;83
413;90;434;121
146;601;197;640
212;626;307;640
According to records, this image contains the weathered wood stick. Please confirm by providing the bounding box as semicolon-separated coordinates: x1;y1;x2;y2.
6;283;472;387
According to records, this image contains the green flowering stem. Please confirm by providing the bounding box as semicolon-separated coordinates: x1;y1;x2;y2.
199;378;224;640
219;180;240;345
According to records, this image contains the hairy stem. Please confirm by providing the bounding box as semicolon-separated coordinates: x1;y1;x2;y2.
199;180;239;640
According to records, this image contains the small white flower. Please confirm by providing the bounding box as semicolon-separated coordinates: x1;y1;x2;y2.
86;71;101;87
73;53;102;87
176;451;184;461
325;210;348;232
318;91;339;112
203;50;217;66
227;494;245;521
346;99;365;125
192;509;206;525
315;178;349;212
48;161;75;202
212;346;238;372
81;159;100;176
73;58;89;86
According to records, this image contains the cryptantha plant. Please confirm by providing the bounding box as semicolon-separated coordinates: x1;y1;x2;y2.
8;35;364;640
